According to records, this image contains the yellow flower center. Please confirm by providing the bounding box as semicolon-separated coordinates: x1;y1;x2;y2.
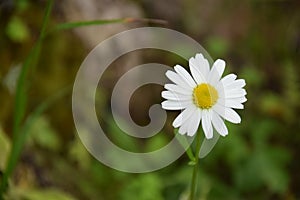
193;83;219;109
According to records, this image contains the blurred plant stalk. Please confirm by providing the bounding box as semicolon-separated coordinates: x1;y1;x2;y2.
189;130;202;200
0;1;167;198
0;0;54;198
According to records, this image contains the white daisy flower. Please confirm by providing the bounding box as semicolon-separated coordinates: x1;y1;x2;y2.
161;53;247;139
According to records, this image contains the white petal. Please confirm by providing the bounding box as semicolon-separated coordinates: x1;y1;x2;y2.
187;109;202;136
226;96;247;103
161;91;191;101
220;96;247;104
174;65;196;88
208;59;226;86
195;53;210;78
213;104;241;124
220;74;237;87
208;69;219;87
213;104;226;117
178;120;189;135
164;84;192;95
225;108;241;123
161;100;192;110
225;89;247;98
172;105;196;128
212;111;228;136
216;83;225;99
202;110;213;139
225;79;246;90
224;99;244;109
189;56;205;84
165;70;190;89
214;59;226;76
218;98;244;109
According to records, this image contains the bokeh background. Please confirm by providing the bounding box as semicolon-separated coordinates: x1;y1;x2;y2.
0;0;300;199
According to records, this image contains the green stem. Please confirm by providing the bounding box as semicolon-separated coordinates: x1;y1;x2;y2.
49;18;168;35
189;130;202;200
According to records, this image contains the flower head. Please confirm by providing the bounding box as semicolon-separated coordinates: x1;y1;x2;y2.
161;53;247;139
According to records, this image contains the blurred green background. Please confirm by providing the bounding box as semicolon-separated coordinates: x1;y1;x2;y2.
0;0;300;199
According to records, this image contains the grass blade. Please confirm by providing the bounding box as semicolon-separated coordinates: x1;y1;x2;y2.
53;19;128;31
0;86;70;198
0;0;54;197
49;18;168;34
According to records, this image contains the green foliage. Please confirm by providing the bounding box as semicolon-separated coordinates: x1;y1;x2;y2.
107;118;140;152
6;17;30;43
240;66;264;89
0;0;299;199
7;188;76;200
145;133;169;152
206;36;229;58
68;136;91;170
119;174;163;200
15;0;30;11
27;116;61;151
0;129;11;171
0;0;134;198
0;1;54;194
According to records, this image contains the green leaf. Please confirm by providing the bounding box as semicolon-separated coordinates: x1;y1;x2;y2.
188;161;196;166
68;135;91;170
0;128;11;171
15;0;30;11
145;134;169;152
240;66;263;88
10;188;77;200
27;116;61;151
6;16;30;43
234;148;290;194
107;117;139;152
261;148;290;194
206;36;229;57
234;154;265;192
120;174;163;200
